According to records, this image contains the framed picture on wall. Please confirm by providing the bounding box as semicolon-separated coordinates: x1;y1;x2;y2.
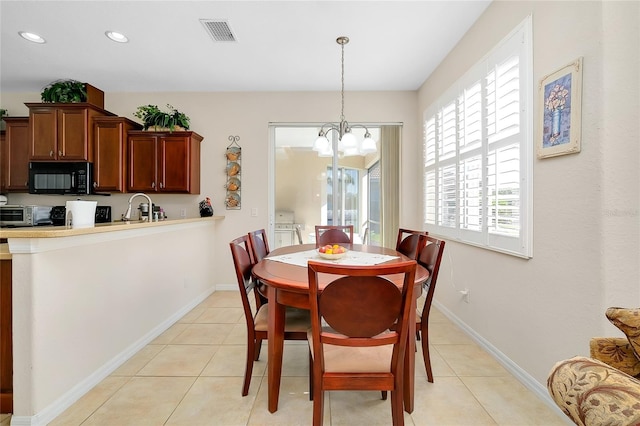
537;57;583;159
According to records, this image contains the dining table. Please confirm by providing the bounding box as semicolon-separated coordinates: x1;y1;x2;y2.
252;243;429;414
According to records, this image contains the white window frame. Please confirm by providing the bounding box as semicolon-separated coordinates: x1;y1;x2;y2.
423;16;533;258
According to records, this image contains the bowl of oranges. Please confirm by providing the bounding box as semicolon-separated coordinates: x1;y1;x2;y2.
318;244;348;260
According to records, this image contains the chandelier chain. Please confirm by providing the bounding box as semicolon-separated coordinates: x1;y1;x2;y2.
340;38;345;123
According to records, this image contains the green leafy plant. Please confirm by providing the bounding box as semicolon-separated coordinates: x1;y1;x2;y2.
134;104;190;131
0;109;7;119
41;79;87;103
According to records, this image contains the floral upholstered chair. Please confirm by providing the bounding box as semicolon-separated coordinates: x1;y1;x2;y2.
547;307;640;425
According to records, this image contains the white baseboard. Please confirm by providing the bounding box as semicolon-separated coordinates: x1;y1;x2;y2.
433;301;571;423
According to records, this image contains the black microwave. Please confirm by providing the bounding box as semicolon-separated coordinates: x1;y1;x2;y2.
29;162;93;195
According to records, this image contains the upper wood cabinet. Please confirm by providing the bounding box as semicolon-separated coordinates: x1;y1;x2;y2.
1;117;30;192
93;116;142;193
26;103;112;161
127;130;202;194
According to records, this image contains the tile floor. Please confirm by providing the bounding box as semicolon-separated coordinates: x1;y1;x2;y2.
2;291;568;425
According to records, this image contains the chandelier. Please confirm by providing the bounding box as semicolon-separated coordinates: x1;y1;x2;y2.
312;36;377;157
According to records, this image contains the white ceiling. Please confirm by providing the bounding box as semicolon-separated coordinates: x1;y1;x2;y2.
0;0;491;94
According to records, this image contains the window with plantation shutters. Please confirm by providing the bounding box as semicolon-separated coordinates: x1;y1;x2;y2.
422;17;533;258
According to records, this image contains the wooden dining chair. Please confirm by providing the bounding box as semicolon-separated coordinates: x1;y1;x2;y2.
307;260;417;426
229;235;311;396
248;228;271;303
415;236;446;383
248;228;270;262
314;225;354;247
395;228;428;260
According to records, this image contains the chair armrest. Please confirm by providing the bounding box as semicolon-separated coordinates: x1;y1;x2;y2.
548;356;640;426
590;337;640;377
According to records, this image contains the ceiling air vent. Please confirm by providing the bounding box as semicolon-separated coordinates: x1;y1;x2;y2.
200;19;237;42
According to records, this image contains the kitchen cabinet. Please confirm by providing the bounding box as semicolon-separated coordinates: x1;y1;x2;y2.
0;257;12;413
127;131;202;194
0;117;30;192
26;103;112;161
93;116;142;193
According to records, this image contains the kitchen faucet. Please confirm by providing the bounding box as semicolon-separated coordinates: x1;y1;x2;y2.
122;193;154;221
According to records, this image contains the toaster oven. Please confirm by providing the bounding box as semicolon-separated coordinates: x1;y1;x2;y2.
0;205;53;227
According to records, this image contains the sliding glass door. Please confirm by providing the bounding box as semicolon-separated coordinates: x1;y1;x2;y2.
271;124;384;248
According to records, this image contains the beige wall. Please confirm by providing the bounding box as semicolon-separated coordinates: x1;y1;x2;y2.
417;0;640;386
2;90;419;291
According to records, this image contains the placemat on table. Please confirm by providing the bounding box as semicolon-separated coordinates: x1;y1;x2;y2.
267;249;399;268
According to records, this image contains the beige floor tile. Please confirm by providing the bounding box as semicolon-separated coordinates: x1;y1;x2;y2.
199;290;242;308
329;390;414;425
111;344;164;376
248;376;319;425
194;306;244;323
0;414;10;426
435;344;510;377
428;306;450;323
410;376;498;425
201;344;266;378
166;377;255;426
415;343;457;379
43;296;565;426
281;342;311;377
49;376;130;426
223;322;250;344
150;322;190;344
81;377;195;426
171;323;234;344
177;306;207;324
137;344;218;376
429;321;476;345
461;376;567;425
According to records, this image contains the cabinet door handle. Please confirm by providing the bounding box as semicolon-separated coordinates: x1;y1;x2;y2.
59;150;63;157
49;150;54;157
93;182;97;188
151;182;155;188
160;182;164;189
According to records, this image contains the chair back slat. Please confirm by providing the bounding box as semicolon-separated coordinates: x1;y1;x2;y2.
416;236;446;326
230;235;259;324
395;228;428;260
315;225;354;247
248;229;270;262
319;275;402;338
308;260;416;354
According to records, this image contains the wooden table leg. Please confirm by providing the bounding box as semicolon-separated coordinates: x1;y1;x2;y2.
404;298;416;413
268;286;286;413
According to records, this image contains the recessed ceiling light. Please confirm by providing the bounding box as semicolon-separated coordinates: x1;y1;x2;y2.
105;31;128;43
19;31;45;44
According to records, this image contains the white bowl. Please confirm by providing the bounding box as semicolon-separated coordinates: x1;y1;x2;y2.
318;248;348;260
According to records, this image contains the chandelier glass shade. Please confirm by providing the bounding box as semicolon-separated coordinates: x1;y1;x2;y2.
312;36;377;157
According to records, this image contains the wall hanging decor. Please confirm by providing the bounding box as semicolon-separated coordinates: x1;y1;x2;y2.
225;135;241;209
537;57;583;159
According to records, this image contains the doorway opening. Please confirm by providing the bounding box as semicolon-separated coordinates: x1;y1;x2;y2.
270;124;400;248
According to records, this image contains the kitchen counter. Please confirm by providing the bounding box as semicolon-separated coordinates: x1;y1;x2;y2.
4;215;223;424
0;244;9;260
0;216;225;239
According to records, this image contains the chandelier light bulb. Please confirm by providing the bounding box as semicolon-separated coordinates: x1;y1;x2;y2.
318;145;334;157
360;136;377;154
340;131;357;149
313;135;329;152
